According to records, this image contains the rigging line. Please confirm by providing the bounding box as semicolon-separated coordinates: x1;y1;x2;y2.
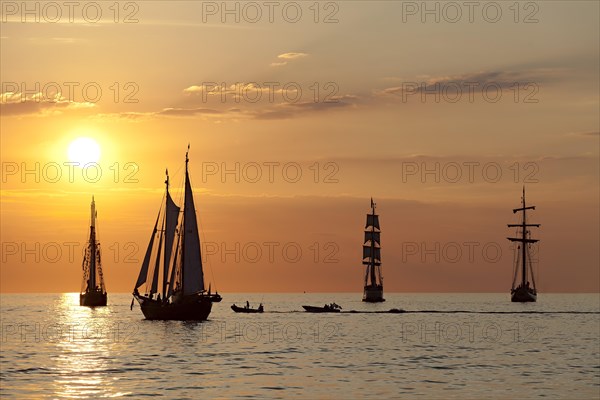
170;161;186;207
81;202;96;292
172;154;217;292
190;170;218;291
511;241;519;289
536;242;541;288
144;192;166;296
94;211;105;290
528;244;537;289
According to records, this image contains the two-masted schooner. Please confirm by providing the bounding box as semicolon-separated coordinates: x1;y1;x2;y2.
362;198;385;302
507;187;540;302
132;147;219;320
80;196;108;307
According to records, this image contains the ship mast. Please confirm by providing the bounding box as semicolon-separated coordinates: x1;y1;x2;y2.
370;200;376;286
181;145;189;292
507;187;540;288
89;196;97;290
163;169;170;297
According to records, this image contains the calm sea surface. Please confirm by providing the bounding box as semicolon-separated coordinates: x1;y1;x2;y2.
1;293;598;399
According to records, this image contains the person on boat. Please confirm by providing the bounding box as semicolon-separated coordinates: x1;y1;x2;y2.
246;300;250;309
258;303;263;312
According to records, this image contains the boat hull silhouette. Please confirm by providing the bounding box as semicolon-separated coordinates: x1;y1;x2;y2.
511;286;537;302
135;294;212;320
80;289;107;307
302;305;341;313
231;304;263;313
363;285;385;302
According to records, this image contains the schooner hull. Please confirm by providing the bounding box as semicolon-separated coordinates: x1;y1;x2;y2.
363;285;385;302
136;294;212;321
511;287;537;302
80;290;107;307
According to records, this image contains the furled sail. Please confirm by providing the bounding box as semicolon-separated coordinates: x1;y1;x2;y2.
182;167;204;295
365;214;380;230
362;246;381;263
364;231;380;244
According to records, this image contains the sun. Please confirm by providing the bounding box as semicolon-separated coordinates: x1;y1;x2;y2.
67;137;101;165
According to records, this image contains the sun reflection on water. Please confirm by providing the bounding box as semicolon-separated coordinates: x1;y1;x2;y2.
50;293;127;398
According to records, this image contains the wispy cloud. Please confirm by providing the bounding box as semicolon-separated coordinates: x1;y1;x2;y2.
565;131;600;138
277;52;308;60
0;92;95;117
378;69;562;97
253;97;356;120
270;52;308;67
157;107;222;117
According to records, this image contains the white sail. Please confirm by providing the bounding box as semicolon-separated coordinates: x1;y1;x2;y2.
163;192;180;295
366;214;380;230
182;168;204;295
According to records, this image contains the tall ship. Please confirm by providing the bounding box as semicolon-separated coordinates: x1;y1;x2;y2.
362;198;385;302
507;187;540;302
80;196;108;307
132;147;219;320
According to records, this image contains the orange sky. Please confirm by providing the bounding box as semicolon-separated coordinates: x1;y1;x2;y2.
1;1;598;293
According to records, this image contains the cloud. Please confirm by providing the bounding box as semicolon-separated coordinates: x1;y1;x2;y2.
183;82;274;99
157;107;222;116
277;52;308;60
565;131;600;138
378;69;561;98
253;96;357;120
182;85;204;94
94;107;225;121
269;52;308;67
0;92;95;117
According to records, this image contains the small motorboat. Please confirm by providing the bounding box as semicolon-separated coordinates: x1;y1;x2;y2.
302;303;342;313
231;303;264;313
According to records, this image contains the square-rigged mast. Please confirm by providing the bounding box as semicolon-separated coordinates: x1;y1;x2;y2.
80;196;107;307
507;187;540;302
362;198;384;302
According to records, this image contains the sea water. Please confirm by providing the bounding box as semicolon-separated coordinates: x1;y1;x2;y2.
1;293;598;399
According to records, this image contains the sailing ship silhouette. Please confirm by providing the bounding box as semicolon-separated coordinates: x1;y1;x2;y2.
362;198;385;302
132;146;220;320
80;196;107;307
508;187;540;302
